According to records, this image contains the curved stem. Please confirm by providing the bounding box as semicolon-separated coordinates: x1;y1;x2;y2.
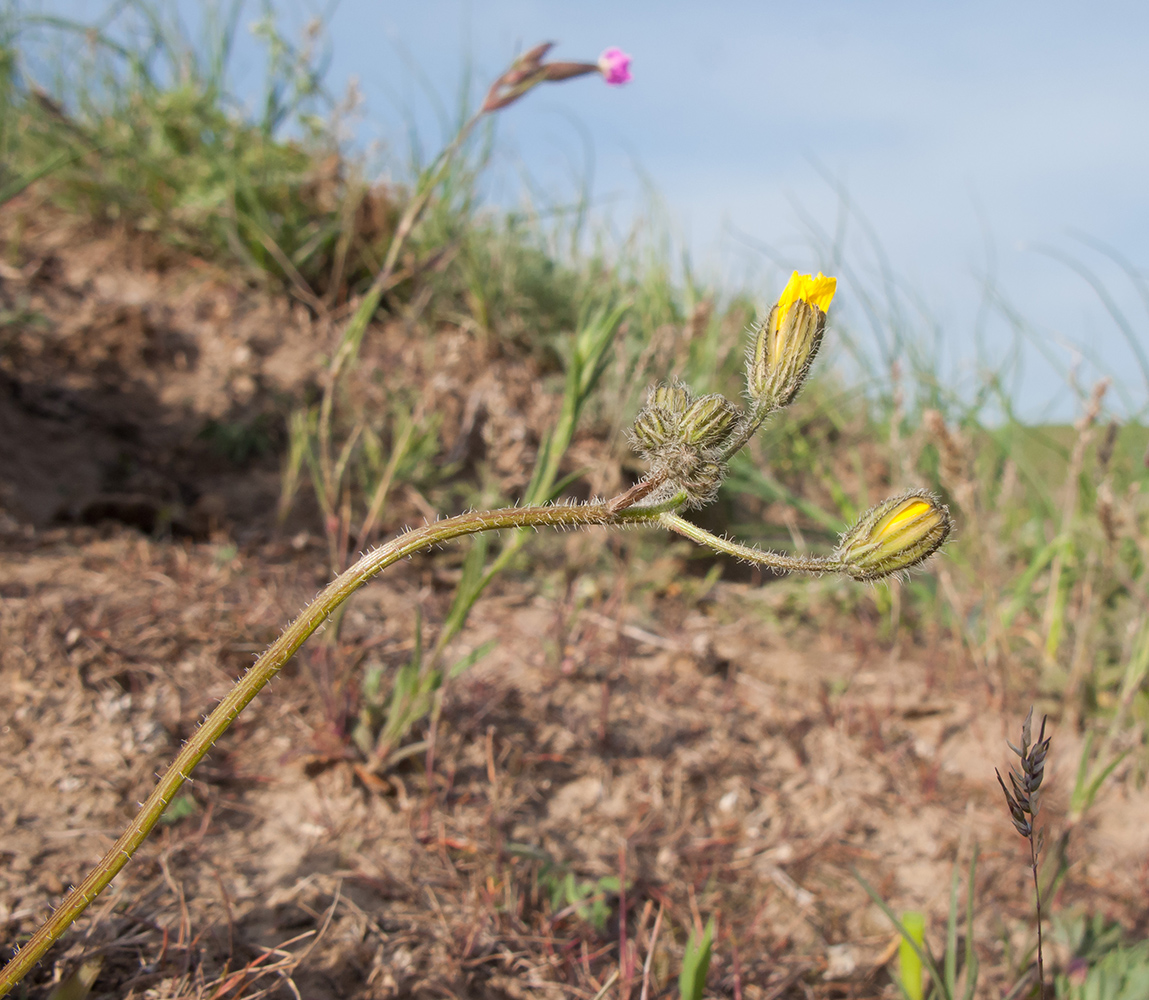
1;494;853;993
660;512;842;575
0;499;638;995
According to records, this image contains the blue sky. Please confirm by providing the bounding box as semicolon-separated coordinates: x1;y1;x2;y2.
20;1;1149;419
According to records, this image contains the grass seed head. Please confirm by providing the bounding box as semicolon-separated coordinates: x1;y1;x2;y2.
996;707;1051;838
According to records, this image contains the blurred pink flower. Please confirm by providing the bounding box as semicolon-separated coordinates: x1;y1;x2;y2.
598;47;632;86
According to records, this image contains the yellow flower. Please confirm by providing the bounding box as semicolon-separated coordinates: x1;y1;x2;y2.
773;271;837;326
748;271;838;411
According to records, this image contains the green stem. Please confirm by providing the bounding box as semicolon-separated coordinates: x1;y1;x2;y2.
0;499;642;996
659;512;841;576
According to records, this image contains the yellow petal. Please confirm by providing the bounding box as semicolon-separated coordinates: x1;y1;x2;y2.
877;499;932;540
773;272;837;328
773;271;806;326
803;273;837;312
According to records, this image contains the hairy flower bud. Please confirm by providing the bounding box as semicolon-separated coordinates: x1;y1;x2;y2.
836;491;952;581
628;382;742;508
650;382;691;413
748;271;836;411
631;407;673;451
680;394;739;449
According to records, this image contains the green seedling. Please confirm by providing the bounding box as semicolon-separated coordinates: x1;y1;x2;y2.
678;917;715;1000
157;792;197;826
544;871;622;933
900;911;926;1000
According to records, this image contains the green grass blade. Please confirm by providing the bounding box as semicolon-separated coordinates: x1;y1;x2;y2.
447;638;496;681
961;847;980;1000
0;144;87;205
900;911;926;1000
945;866;960;999
678;917;715;1000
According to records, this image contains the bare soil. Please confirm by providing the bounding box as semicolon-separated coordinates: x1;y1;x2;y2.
1;200;1146;999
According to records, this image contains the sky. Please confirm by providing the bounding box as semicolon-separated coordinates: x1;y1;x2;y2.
18;0;1149;420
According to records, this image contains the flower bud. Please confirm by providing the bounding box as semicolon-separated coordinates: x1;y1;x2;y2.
481;42;630;113
631;406;675;451
631;381;691;451
650;382;691;413
627;382;741;509
598;47;632;86
748;271;836;410
680;393;739;450
836;491;952;581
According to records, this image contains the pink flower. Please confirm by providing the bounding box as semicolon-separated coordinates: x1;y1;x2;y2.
598;47;632;86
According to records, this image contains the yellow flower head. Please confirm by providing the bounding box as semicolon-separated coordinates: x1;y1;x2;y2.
773;271;837;329
876;499;932;540
747;271;839;411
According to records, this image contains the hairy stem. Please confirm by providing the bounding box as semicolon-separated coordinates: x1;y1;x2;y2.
0;498;639;995
718;402;776;464
660;512;841;575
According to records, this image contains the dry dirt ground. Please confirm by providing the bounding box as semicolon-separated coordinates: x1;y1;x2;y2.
1;203;1147;999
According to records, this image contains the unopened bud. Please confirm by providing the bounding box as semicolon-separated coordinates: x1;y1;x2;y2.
628;382;740;509
748;271;836;410
650;382;691;413
680;394;739;450
631;381;692;451
632;406;674;451
482;42;629;113
836;491;952;581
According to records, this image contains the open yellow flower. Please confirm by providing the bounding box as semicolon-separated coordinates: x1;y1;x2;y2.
748;271;838;411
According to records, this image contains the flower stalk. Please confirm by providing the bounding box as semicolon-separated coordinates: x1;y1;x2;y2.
0;501;628;993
